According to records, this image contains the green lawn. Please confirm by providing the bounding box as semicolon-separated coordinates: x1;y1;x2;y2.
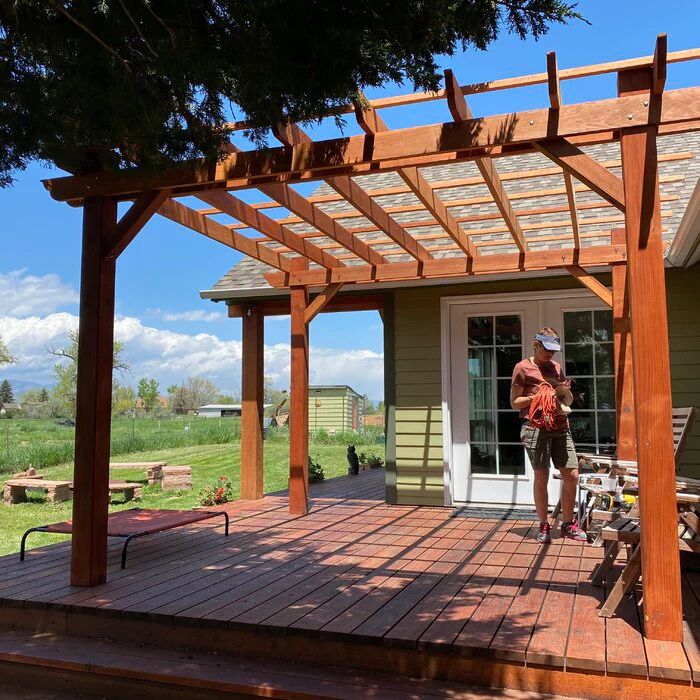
0;438;384;557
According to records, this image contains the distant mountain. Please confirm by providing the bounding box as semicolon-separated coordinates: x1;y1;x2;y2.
0;378;49;398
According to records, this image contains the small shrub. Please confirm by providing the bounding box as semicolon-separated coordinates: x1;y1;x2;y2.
367;453;384;469
198;475;233;506
308;456;324;483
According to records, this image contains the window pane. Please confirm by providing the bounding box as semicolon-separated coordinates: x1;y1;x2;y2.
594;343;614;375
597;412;616;446
570;377;594;410
496;346;522;377
594;310;614;342
565;343;594;375
495;315;522;345
596;377;615;409
471;444;497;474
468;348;493;378
570;413;596;443
564;310;592;344
499;445;525;475
470;412;495;443
498;412;522;443
468;316;493;346
497;379;513;409
469;379;493;412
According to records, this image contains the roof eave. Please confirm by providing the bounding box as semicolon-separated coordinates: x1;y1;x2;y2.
667;178;700;268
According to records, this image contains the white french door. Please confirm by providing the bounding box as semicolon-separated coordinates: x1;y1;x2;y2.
442;290;613;506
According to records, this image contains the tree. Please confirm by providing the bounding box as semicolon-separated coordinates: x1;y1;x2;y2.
0;379;14;406
264;376;287;412
49;330;129;417
112;382;136;416
137;377;160;412
0;335;15;365
0;2;582;186
361;394;377;415
215;394;237;405
167;384;191;414
38;387;49;402
185;377;219;410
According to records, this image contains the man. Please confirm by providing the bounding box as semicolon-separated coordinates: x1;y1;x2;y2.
510;327;587;544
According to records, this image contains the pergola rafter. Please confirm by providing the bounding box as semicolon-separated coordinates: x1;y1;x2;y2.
43;38;700;647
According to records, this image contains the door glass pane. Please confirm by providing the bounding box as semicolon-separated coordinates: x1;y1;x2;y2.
471;444;497;474
563;309;617;454
499;445;525;475
468;316;493;346
467;313;523;477
495;315;522;345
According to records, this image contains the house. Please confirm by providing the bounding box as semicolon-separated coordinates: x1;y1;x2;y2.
196;403;243;418
308;385;362;432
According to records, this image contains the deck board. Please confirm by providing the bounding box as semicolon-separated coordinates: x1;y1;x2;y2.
1;467;699;689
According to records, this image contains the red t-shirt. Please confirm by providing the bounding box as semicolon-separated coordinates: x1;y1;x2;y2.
511;358;568;430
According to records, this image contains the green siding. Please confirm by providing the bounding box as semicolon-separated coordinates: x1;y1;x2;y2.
391;270;700;505
308;387;361;432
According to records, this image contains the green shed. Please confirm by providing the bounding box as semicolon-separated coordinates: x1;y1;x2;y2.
308;385;362;433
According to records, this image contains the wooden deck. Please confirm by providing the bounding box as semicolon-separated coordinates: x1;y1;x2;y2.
1;469;700;698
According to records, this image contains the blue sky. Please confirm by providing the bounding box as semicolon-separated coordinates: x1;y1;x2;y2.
1;1;699;401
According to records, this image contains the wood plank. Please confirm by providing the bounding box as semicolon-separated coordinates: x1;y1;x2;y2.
197;191;344;269
563;173;580;247
681;576;700;682
565;265;613;307
265;244;627;287
653;34;668;95
71;196;117;587
605;574;648;677
304;283;344;324
158;198;291;271
526;584;576;667
43;86;700;201
547;51;561;109
289;282;309;516
241;306;264;500
565;583;606;672
534;138;626;210
620;67;683;642
612;228;636;460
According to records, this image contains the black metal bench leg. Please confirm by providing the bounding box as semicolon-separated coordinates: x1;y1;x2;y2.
19;527;46;561
221;511;229;536
121;534;138;569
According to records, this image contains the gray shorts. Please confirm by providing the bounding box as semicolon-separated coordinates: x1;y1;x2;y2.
520;423;578;471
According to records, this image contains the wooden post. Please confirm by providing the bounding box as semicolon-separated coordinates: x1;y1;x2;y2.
71;197;117;586
289;283;309;515
611;229;636;461
619;68;682;641
240;306;264;500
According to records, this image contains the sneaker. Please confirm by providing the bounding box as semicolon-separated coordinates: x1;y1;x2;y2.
561;521;588;542
536;522;552;544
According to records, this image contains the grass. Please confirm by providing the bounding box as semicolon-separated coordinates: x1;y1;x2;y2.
0;436;385;557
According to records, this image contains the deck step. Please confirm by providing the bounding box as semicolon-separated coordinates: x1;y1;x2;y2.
0;629;556;700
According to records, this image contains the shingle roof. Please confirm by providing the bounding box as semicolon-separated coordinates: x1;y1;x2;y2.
200;132;700;301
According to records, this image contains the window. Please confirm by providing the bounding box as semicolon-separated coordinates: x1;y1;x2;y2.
467;314;525;475
563;309;616;455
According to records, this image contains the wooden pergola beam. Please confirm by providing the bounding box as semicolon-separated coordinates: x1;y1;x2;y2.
158;198;291;272
43;86;700;202
444;70;527;252
227;294;384;317
264;243;626;287
564;265;612;307
653;33;668;95
304;282;344;324
104;189;171;260
547;52;561;109
197;190;344;270
563;173;580;247
533;138;626;211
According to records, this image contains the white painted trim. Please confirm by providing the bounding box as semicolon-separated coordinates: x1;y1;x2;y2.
440;287;601;506
667;178;700;268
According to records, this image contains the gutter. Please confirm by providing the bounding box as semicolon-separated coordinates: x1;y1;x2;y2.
667;178;700;268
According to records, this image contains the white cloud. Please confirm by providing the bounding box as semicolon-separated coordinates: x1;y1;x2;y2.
156;309;225;323
0;269;78;317
1;313;384;398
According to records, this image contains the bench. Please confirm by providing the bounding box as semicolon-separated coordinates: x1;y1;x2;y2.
3;479;72;505
108;481;143;502
20;507;229;568
110;462;166;486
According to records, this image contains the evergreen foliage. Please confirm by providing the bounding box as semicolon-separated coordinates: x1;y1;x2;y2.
0;1;582;185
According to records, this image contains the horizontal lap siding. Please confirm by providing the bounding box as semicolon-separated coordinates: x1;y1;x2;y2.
667;269;700;477
391;271;700;504
310;392;347;432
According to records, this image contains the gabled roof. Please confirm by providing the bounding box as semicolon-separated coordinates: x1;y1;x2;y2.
201;131;700;301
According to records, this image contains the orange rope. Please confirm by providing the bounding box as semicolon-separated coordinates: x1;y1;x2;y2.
528;383;560;430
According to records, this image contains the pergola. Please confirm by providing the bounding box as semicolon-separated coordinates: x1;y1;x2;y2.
43;36;700;643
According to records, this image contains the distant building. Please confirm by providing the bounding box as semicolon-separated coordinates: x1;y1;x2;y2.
196;404;243;418
309;385;362;432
